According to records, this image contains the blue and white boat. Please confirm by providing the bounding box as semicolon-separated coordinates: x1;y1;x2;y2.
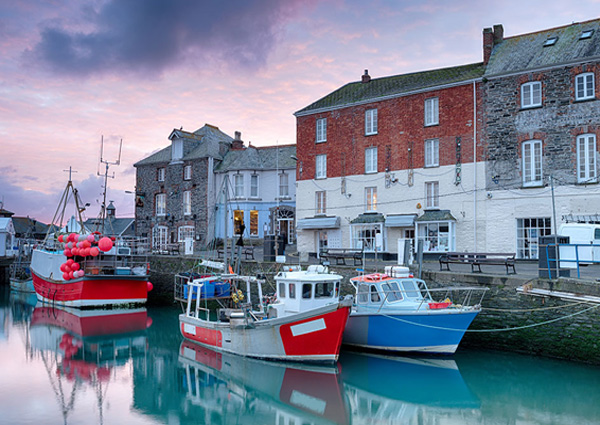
343;266;487;354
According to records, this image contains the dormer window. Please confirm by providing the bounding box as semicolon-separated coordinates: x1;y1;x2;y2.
171;139;183;163
580;30;594;40
543;37;558;47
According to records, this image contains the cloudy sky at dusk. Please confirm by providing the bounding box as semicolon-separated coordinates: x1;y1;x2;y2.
1;0;599;224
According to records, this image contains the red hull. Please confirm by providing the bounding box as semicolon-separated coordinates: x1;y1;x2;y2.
32;272;149;308
31;307;149;337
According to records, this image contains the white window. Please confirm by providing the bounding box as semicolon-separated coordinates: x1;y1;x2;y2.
424;97;439;126
516;217;552;259
522;140;543;187
417;221;454;253
521;81;542;108
316;191;326;214
184;165;192;180
425;181;439;208
316;154;327;179
316;118;327;143
576;72;595;100
279;173;289;197
250;175;259;198
156;193;166;216
425;139;439;167
577;134;597;183
178;225;195;242
152;225;168;252
365;187;377;211
365;109;378;135
352;223;383;252
234;174;244;198
365;147;377;173
157;168;165;182
183;190;191;216
172;140;183;161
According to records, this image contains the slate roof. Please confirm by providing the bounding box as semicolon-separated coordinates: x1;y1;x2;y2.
12;217;49;237
295;63;485;116
83;217;135;237
216;144;297;172
134;124;233;166
485;19;600;77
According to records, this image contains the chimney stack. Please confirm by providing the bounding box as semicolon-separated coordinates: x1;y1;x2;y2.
483;24;504;65
361;69;371;83
231;131;245;149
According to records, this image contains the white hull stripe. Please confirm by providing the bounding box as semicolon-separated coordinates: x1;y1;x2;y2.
290;318;326;337
183;323;196;335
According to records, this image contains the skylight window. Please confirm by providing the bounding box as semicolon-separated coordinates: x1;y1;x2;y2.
543;37;558;47
580;29;594;40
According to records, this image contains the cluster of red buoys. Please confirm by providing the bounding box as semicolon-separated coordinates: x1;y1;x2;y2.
57;233;115;280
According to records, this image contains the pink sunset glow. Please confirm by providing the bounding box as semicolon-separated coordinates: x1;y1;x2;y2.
1;0;598;224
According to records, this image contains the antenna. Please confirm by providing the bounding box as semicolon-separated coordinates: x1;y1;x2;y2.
97;136;123;233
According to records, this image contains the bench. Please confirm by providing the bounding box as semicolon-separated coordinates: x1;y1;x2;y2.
439;252;516;274
319;249;363;266
217;245;255;260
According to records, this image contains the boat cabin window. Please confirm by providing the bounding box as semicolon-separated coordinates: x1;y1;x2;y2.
381;281;403;302
370;285;380;303
315;281;337;298
302;283;312;299
289;283;296;299
400;280;421;299
357;284;369;304
279;282;286;298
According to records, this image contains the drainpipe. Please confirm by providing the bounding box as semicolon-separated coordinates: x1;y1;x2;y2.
473;81;478;251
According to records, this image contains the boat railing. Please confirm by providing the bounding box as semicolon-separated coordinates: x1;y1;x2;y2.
185;278;215;320
377;286;488;311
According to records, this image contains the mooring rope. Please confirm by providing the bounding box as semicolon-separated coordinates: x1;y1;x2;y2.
376;302;600;333
482;300;592;312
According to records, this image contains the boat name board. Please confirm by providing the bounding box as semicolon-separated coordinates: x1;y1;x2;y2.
184;323;196;336
290;318;326;337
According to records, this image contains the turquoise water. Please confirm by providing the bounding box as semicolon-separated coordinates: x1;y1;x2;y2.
2;286;600;425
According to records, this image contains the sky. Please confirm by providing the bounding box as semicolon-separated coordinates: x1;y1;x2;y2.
1;0;599;224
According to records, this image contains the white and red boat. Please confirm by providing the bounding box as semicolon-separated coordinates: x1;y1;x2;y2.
30;177;152;308
179;265;353;363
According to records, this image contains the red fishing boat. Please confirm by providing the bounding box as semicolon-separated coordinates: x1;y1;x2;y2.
31;174;152;308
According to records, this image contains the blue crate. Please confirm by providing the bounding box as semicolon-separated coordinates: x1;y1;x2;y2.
183;281;215;299
214;282;230;297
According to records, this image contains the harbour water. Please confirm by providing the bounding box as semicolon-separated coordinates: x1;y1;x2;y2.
2;285;600;425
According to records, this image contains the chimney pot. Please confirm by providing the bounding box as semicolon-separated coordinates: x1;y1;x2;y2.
361;69;371;83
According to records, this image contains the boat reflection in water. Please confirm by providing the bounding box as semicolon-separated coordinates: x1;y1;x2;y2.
339;350;480;423
178;340;350;425
28;306;151;424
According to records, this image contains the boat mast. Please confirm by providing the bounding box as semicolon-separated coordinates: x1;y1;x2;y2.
97;136;122;234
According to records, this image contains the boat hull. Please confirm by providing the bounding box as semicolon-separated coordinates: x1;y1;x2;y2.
32;272;149;308
343;309;479;354
180;302;351;363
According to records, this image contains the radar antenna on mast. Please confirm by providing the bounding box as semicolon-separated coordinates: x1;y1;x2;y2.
97;136;122;234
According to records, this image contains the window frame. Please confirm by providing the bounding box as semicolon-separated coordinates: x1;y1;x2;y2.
279;173;289;197
365;186;377;212
576;72;595;101
522;140;543;187
316;191;326;215
577;134;597;183
183;190;192;216
365;108;378;135
425;181;439;208
424;97;439;126
521;81;542;108
250;174;259;198
155;193;166;217
157;167;165;182
316;154;327;179
365;147;377;174
316;118;327;143
250;210;259;236
178;225;195;242
183;165;192;181
424;139;439;168
234;174;244;198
